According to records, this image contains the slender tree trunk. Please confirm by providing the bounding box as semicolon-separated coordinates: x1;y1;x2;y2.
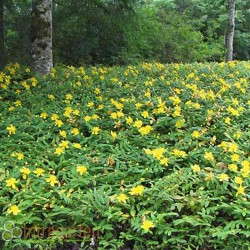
225;0;235;61
0;0;4;69
31;0;53;75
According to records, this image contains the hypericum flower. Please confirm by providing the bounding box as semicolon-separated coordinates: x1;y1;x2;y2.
6;177;19;190
192;130;201;139
192;164;201;172
134;120;143;128
141;111;149;118
7;205;21;215
48;94;55;100
20;166;31;179
172;149;187;158
40;112;48;119
236;185;245;196
46;175;59;186
55;119;63;127
141;220;155;232
234;176;243;185
111;131;117;140
59;130;67;137
218;173;229;182
7;124;16;135
116;193;129;203
205;172;214;181
11;152;24;160
139;125;153;135
34;168;45;177
14;100;21;107
71;128;80;135
92;127;100;135
73;109;80;116
204;152;215;161
76;165;88;175
228;164;238;172
130;185;144;196
59;140;69;149
65;94;73;100
231;154;240;162
175;119;185;128
51;114;59;121
84;115;92;122
160;157;169;166
55;147;65;155
73;143;81;149
126;116;133;125
225;117;231;125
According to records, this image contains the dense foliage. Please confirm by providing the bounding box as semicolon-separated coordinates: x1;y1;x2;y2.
2;0;250;66
0;61;249;249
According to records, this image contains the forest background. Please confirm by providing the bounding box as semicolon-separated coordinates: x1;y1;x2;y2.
0;0;249;68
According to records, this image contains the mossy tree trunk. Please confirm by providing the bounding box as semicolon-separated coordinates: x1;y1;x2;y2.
0;0;4;69
31;0;53;75
225;0;235;61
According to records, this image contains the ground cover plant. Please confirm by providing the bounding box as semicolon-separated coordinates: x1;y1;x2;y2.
0;61;250;250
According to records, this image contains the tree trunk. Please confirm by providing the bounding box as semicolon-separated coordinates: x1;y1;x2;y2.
31;0;53;75
0;0;4;69
225;0;235;61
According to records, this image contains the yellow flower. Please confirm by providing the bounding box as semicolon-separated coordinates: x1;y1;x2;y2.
11;152;24;160
20;166;31;179
192;164;201;172
236;185;245;196
138;125;153;135
225;117;231;125
92;127;100;135
141;220;155;232
59;140;69;149
40;112;48;119
191;130;201;139
134;120;143;128
73;143;82;149
175;119;185;128
228;164;238;172
14;100;21;107
34;168;45;177
234;176;243;185
160;157;169;166
152;148;166;160
141;111;149;118
205;172;214;181
111;131;117;140
51;114;59;120
84;115;92;122
71;127;80;135
7;205;21;215
218;173;229;182
46;175;59;186
130;185;144;196
116;193;129;203
55;119;63;127
48;94;55;100
7;124;16;135
76;165;88;175
59;130;67;137
231;154;240;162
204;152;215;161
6;178;19;190
172;149;187;158
66;94;73;100
126;116;133;125
55;147;65;155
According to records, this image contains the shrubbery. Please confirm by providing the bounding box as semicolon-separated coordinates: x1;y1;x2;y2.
0;61;250;249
